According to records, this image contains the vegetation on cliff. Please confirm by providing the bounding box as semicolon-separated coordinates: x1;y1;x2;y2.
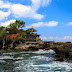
0;20;39;49
0;20;25;42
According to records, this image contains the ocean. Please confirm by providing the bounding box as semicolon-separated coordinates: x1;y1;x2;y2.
0;49;72;72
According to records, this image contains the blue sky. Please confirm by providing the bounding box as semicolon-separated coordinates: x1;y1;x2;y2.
0;0;72;42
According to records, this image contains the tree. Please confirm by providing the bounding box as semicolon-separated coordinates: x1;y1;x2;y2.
0;29;7;49
6;28;18;34
6;20;25;34
15;20;25;29
8;20;25;29
0;29;7;40
0;26;5;33
0;20;26;49
26;29;32;34
5;20;26;39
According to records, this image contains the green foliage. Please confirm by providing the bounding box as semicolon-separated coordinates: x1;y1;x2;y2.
0;26;5;32
8;20;25;29
18;35;23;41
10;33;20;42
6;35;10;41
6;20;25;34
0;20;38;42
6;28;18;34
18;29;25;33
21;32;26;37
6;32;26;42
36;37;39;40
17;32;26;41
26;29;32;33
0;29;7;40
15;20;25;29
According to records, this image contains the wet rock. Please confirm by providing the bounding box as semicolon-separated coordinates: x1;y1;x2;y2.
55;57;64;62
41;54;44;55
52;42;72;60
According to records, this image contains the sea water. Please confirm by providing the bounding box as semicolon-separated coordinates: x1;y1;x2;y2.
0;49;72;72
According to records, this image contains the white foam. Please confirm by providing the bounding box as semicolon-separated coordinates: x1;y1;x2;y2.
31;61;72;71
1;50;72;72
32;49;55;54
0;60;6;63
31;55;54;61
0;56;23;60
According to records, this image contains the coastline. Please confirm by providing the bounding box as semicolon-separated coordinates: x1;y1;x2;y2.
0;40;72;61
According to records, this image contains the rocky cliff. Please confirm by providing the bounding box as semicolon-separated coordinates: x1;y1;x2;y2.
51;42;72;60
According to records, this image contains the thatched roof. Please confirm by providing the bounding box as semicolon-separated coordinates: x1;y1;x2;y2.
29;28;37;32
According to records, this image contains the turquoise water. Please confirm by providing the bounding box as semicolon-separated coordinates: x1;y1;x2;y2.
0;50;72;72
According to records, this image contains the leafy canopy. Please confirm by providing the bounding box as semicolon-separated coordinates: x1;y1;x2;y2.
26;29;32;33
6;20;25;34
7;20;25;29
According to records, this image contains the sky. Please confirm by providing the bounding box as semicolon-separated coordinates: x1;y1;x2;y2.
0;0;72;42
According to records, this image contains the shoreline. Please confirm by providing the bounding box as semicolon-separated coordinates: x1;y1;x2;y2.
1;41;72;60
0;48;71;62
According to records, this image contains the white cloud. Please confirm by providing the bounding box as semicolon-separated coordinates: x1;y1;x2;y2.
47;36;63;41
0;0;10;8
40;36;48;41
26;21;58;28
40;36;72;42
31;0;41;11
46;21;58;26
41;0;52;7
31;0;51;10
0;0;52;20
1;19;16;27
33;14;44;20
26;22;43;28
40;36;59;41
0;10;11;20
0;0;11;20
68;22;72;25
64;36;72;40
10;4;44;20
11;4;32;17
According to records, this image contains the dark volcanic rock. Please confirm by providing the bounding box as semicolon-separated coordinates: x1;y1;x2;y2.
52;42;72;60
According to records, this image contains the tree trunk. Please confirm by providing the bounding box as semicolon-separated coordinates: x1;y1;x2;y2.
11;42;14;49
3;40;5;49
0;40;2;49
0;40;3;49
6;40;8;49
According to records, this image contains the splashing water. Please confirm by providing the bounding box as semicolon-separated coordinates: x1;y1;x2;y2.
0;50;72;72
